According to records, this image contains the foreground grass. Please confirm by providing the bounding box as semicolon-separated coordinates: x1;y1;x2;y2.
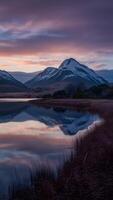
10;101;113;200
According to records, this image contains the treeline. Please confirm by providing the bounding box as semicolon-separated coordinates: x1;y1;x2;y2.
42;84;113;99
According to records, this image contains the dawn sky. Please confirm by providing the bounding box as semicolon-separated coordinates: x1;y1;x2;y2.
0;0;113;72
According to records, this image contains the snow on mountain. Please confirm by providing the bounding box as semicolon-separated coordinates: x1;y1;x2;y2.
59;58;106;84
96;70;113;84
0;70;28;93
25;58;107;94
27;67;57;88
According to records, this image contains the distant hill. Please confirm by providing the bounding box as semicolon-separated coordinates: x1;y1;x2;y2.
9;71;40;83
0;70;28;93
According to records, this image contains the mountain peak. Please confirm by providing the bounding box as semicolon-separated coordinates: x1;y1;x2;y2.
61;58;80;66
59;58;83;72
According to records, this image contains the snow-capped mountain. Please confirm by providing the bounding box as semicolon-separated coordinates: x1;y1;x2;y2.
0;70;28;93
25;58;107;95
60;58;106;84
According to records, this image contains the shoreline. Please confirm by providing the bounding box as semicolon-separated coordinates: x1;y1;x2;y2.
31;98;113;116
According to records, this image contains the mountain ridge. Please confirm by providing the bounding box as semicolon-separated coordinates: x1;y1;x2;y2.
1;58;112;98
0;70;28;93
25;58;107;97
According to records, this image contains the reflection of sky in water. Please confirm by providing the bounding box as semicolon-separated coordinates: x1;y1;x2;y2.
0;100;101;198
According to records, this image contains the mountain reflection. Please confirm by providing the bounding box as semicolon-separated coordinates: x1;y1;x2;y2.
0;101;99;135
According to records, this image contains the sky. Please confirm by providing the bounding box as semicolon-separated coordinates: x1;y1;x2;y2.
0;0;113;72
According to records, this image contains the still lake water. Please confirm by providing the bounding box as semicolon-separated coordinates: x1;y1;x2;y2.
0;99;101;198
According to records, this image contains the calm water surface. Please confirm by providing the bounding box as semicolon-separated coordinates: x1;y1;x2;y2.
0;99;101;198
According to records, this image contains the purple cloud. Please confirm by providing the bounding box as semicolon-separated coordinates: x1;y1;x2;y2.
0;0;113;70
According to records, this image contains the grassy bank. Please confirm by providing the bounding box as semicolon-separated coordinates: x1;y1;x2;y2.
10;101;113;200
